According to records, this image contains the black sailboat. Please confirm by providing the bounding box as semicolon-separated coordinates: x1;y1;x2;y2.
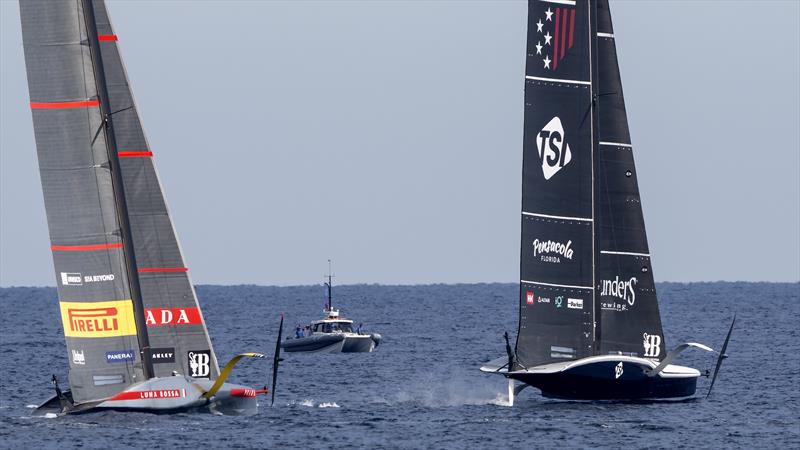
481;0;732;402
20;0;274;415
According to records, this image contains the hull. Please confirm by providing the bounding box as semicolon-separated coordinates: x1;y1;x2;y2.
281;333;381;353
281;334;345;353
341;334;381;353
33;376;260;416
483;355;700;401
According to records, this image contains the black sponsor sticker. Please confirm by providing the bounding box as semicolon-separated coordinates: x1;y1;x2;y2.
187;350;211;378
150;347;176;364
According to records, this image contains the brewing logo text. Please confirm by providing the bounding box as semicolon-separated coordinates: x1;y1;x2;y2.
600;276;637;306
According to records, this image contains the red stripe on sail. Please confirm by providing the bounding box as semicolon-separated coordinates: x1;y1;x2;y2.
553;7;560;70
560;8;567;60
30;100;99;109
569;9;575;49
98;34;118;41
138;267;188;273
51;243;123;251
118;151;153;158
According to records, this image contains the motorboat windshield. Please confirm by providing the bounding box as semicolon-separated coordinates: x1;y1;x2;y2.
314;321;353;333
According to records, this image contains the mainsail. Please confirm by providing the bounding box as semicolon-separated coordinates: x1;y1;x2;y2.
90;0;220;380
515;0;665;368
594;0;665;359
20;0;218;404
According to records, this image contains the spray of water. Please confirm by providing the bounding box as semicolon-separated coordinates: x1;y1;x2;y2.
371;370;512;407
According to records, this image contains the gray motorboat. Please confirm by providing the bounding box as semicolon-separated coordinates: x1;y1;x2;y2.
281;262;382;353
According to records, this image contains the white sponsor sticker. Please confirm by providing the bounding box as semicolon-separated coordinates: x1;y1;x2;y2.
567;298;583;309
60;272;82;286
537;116;573;180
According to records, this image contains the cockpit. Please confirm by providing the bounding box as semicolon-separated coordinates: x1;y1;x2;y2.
313;321;353;333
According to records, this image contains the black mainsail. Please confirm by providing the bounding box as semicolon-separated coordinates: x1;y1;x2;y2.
517;0;595;368
594;0;665;359
515;0;665;369
480;0;723;403
20;0;218;405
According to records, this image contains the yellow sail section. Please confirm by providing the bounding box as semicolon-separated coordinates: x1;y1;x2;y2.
59;300;137;338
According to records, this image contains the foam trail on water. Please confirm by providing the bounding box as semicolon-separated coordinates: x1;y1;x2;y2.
371;370;513;407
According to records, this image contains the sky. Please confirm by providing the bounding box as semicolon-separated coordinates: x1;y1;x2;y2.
1;0;798;286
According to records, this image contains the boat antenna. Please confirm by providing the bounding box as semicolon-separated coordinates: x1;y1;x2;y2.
325;259;333;312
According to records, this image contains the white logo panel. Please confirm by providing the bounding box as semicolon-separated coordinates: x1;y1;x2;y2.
537;116;572;180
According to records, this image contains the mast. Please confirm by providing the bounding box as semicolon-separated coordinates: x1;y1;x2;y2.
82;0;154;379
589;0;600;353
326;259;333;311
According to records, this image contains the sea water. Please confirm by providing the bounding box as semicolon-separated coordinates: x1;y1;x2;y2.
0;282;798;449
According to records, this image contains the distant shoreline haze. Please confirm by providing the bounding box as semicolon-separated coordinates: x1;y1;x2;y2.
0;281;797;290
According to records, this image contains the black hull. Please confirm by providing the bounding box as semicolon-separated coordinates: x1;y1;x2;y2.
510;359;698;400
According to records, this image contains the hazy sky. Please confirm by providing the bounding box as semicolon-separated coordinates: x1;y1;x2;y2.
1;1;798;286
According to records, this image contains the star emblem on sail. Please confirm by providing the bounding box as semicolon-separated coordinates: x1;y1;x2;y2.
537;5;576;71
537;116;572;180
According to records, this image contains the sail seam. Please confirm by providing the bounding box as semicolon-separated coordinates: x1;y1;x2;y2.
118;151;153;158
138;267;188;273
522;211;593;222
51;243;123;251
521;279;593;290
600;250;650;257
30;100;99;109
598;141;632;148
525;75;590;86
540;0;576;5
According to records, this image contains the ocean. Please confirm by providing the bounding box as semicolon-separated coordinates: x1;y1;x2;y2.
1;282;798;449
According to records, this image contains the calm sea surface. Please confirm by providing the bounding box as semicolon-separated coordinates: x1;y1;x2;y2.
1;282;798;449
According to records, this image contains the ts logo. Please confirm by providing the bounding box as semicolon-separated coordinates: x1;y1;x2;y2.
537;116;572;180
643;333;662;357
188;350;211;378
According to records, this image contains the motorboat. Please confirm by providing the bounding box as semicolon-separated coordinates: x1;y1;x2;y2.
281;262;381;353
